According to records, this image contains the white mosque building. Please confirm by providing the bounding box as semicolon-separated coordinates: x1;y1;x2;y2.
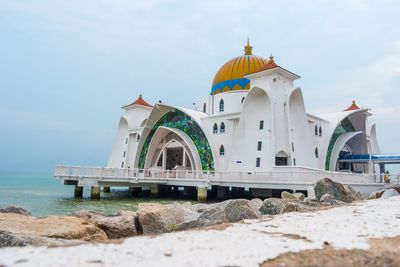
107;40;384;176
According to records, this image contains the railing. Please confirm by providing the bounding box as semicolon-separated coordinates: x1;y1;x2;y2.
54;165;386;184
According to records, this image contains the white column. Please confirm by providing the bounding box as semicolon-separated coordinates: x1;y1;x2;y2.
183;150;187;167
162;149;167;169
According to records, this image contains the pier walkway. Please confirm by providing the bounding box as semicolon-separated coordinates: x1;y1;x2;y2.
54;165;387;201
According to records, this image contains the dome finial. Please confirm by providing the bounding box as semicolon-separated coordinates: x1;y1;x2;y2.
244;38;253;55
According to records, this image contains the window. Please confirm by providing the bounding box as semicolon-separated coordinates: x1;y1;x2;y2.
121;162;124;168
256;157;261;167
315;125;318;136
137;134;140;142
203;103;206;113
257;141;262;151
241;97;245;105
125;138;128;144
219;99;224;112
213;123;218;134
293;158;296;166
291;142;295;152
123;151;126;158
259;120;264;130
319;126;322;136
315;147;319;158
219;145;225;156
220;122;225;133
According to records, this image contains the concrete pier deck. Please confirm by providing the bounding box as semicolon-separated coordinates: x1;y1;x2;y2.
54;165;386;201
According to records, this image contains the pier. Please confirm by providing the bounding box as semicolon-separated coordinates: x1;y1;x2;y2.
54;165;389;202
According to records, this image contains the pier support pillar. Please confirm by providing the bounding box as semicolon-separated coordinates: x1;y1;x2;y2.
91;186;100;199
103;187;110;193
217;186;229;200
150;185;160;197
74;186;83;198
197;187;208;203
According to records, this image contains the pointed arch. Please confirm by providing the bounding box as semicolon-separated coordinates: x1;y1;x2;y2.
319;126;322;136
203;103;206;113
220;122;225;133
219;99;224;112
315;147;319;158
213;123;218;134
219;145;225;156
315;125;318;135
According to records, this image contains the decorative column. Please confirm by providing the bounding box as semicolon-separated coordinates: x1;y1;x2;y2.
162;149;167;169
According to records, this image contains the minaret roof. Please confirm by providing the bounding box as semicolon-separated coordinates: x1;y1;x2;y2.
122;94;152;109
344;100;360;111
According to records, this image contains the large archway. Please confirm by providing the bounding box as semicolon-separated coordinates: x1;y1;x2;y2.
143;127;201;170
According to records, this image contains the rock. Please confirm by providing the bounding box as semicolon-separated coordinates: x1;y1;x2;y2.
196;199;261;226
0;213;107;247
281;191;297;200
344;185;365;201
368;190;385;200
137;203;200;235
320;193;346;206
0;206;31;216
190;203;209;213
314;178;353;203
250;198;263;211
381;189;400;199
293;193;305;201
0;230;86;247
260;198;287;215
280;202;316;214
72;210;138;239
387;184;400;194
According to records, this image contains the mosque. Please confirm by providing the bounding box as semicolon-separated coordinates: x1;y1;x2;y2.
107;40;388;177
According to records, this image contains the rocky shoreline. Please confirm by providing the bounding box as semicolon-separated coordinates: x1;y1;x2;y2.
1;178;399;248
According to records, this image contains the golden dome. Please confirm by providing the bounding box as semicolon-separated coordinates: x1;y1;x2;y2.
211;40;268;94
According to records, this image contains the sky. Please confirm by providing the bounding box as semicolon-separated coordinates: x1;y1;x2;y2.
0;0;400;173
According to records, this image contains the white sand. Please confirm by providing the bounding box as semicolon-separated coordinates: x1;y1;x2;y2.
1;197;399;267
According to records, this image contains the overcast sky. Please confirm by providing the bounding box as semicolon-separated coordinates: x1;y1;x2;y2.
1;0;399;173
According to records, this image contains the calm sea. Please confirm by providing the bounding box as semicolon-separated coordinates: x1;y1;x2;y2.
0;172;185;216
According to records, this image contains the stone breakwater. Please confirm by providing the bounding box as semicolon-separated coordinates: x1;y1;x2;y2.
1;195;400;267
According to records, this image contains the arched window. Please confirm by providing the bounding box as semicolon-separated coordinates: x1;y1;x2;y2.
319;126;322;136
213;123;218;134
219;99;224;112
241;97;245;105
137;134;140;142
220;122;225;133
314;125;318;136
219;145;225;156
203;103;206;113
315;147;319;158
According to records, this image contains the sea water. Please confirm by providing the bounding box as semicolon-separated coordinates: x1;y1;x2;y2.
0;172;185;216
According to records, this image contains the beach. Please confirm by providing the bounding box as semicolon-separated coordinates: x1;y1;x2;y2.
1;196;399;267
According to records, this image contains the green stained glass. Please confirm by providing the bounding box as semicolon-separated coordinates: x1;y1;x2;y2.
138;110;214;171
325;118;355;170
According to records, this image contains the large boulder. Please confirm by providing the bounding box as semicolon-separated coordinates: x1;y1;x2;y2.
314;178;353;203
320;193;346;206
0;213;107;247
137;203;200;235
381;189;400;199
281;191;297;200
280;202;316;214
293;193;305;201
0;230;86;247
0;206;31;216
387;184;400;194
72;210;138;239
250;198;263;211
196;199;261;225
260;198;287;215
